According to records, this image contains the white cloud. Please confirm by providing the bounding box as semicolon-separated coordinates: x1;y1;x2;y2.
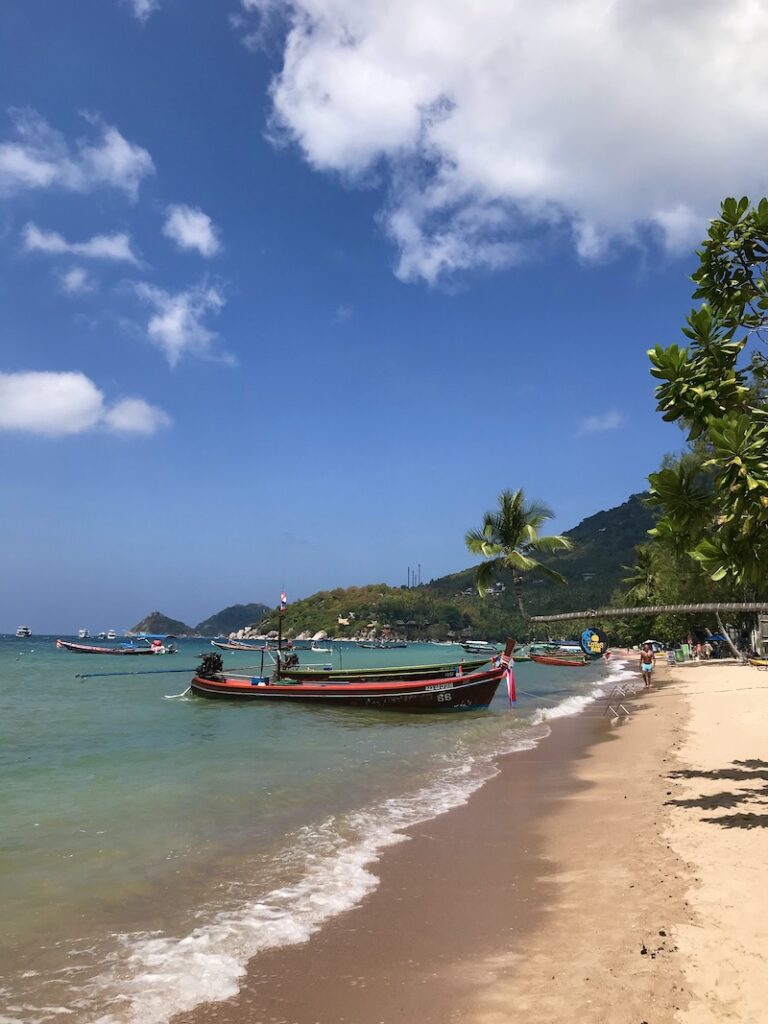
103;397;171;434
134;281;226;365
163;204;221;257
23;223;139;263
334;303;353;322
577;411;623;436
59;266;96;295
244;0;768;283
0;109;154;200
0;371;170;437
129;0;160;21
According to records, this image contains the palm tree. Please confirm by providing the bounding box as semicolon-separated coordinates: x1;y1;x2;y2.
622;546;657;605
465;489;573;620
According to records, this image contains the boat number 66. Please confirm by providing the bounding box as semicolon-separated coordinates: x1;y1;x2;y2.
437;691;452;702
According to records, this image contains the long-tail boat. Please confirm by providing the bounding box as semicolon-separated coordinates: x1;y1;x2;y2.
189;642;515;711
530;653;587;667
211;639;270;651
278;656;490;684
56;639;175;656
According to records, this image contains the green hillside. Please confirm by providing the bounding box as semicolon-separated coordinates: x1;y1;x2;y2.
256;494;656;639
195;603;270;636
428;493;656;615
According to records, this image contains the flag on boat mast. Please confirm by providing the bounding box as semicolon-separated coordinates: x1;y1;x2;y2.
500;644;516;705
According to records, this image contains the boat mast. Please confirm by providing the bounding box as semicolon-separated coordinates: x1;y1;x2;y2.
275;590;287;680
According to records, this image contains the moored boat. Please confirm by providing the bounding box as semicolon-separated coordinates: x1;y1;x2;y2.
211;639;269;652
530;653;587;667
193;664;511;712
16;625;32;638
357;640;408;649
56;639;175;656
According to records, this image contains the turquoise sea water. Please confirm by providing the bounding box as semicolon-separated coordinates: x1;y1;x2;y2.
0;636;629;1023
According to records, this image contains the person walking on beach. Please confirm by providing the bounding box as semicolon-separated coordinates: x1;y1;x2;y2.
640;643;655;687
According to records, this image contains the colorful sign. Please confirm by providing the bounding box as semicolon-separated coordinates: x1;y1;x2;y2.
580;627;608;657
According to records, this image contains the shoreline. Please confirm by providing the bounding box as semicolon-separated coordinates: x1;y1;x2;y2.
173;658;682;1024
172;656;768;1024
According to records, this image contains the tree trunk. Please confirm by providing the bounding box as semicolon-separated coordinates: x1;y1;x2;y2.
512;573;528;621
716;610;742;661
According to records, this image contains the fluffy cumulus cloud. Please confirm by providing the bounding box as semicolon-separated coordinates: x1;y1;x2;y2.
163;204;221;257
0;109;154;200
577;410;623;436
22;223;139;263
102;397;171;433
242;0;768;283
0;371;170;436
133;281;226;365
59;266;96;295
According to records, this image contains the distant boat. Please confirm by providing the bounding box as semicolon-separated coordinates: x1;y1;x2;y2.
56;639;175;656
530;653;587;668
211;639;269;652
358;640;408;649
78;629;90;639
310;641;332;652
461;640;500;654
15;626;31;638
106;630;118;640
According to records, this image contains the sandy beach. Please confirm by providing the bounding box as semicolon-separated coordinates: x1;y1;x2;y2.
173;657;768;1024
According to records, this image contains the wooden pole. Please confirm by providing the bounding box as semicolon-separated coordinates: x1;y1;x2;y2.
276;608;283;680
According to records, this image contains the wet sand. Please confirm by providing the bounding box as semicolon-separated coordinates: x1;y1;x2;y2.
175;659;692;1024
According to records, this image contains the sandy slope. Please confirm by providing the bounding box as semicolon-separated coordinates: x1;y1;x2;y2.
666;662;768;1024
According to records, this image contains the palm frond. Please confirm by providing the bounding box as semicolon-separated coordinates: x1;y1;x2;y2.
505;549;538;572
531;533;573;554
521;499;555;530
532;563;569;585
465;528;489;554
474;558;502;596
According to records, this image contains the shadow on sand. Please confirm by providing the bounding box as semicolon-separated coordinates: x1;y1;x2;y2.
665;760;768;829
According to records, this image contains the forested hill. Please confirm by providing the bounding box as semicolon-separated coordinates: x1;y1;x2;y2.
194;603;270;636
427;493;656;616
253;494;656;639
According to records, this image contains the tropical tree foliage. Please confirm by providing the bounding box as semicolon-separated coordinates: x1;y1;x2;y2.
465;489;572;619
647;196;768;592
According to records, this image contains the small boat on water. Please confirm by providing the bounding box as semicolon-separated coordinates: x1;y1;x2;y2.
78;629;90;639
15;626;32;638
211;640;269;652
461;640;500;655
56;639;176;656
279;656;490;683
190;641;516;711
358;640;408;649
530;653;587;667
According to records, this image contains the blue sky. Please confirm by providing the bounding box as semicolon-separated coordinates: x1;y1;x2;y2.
1;0;763;632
